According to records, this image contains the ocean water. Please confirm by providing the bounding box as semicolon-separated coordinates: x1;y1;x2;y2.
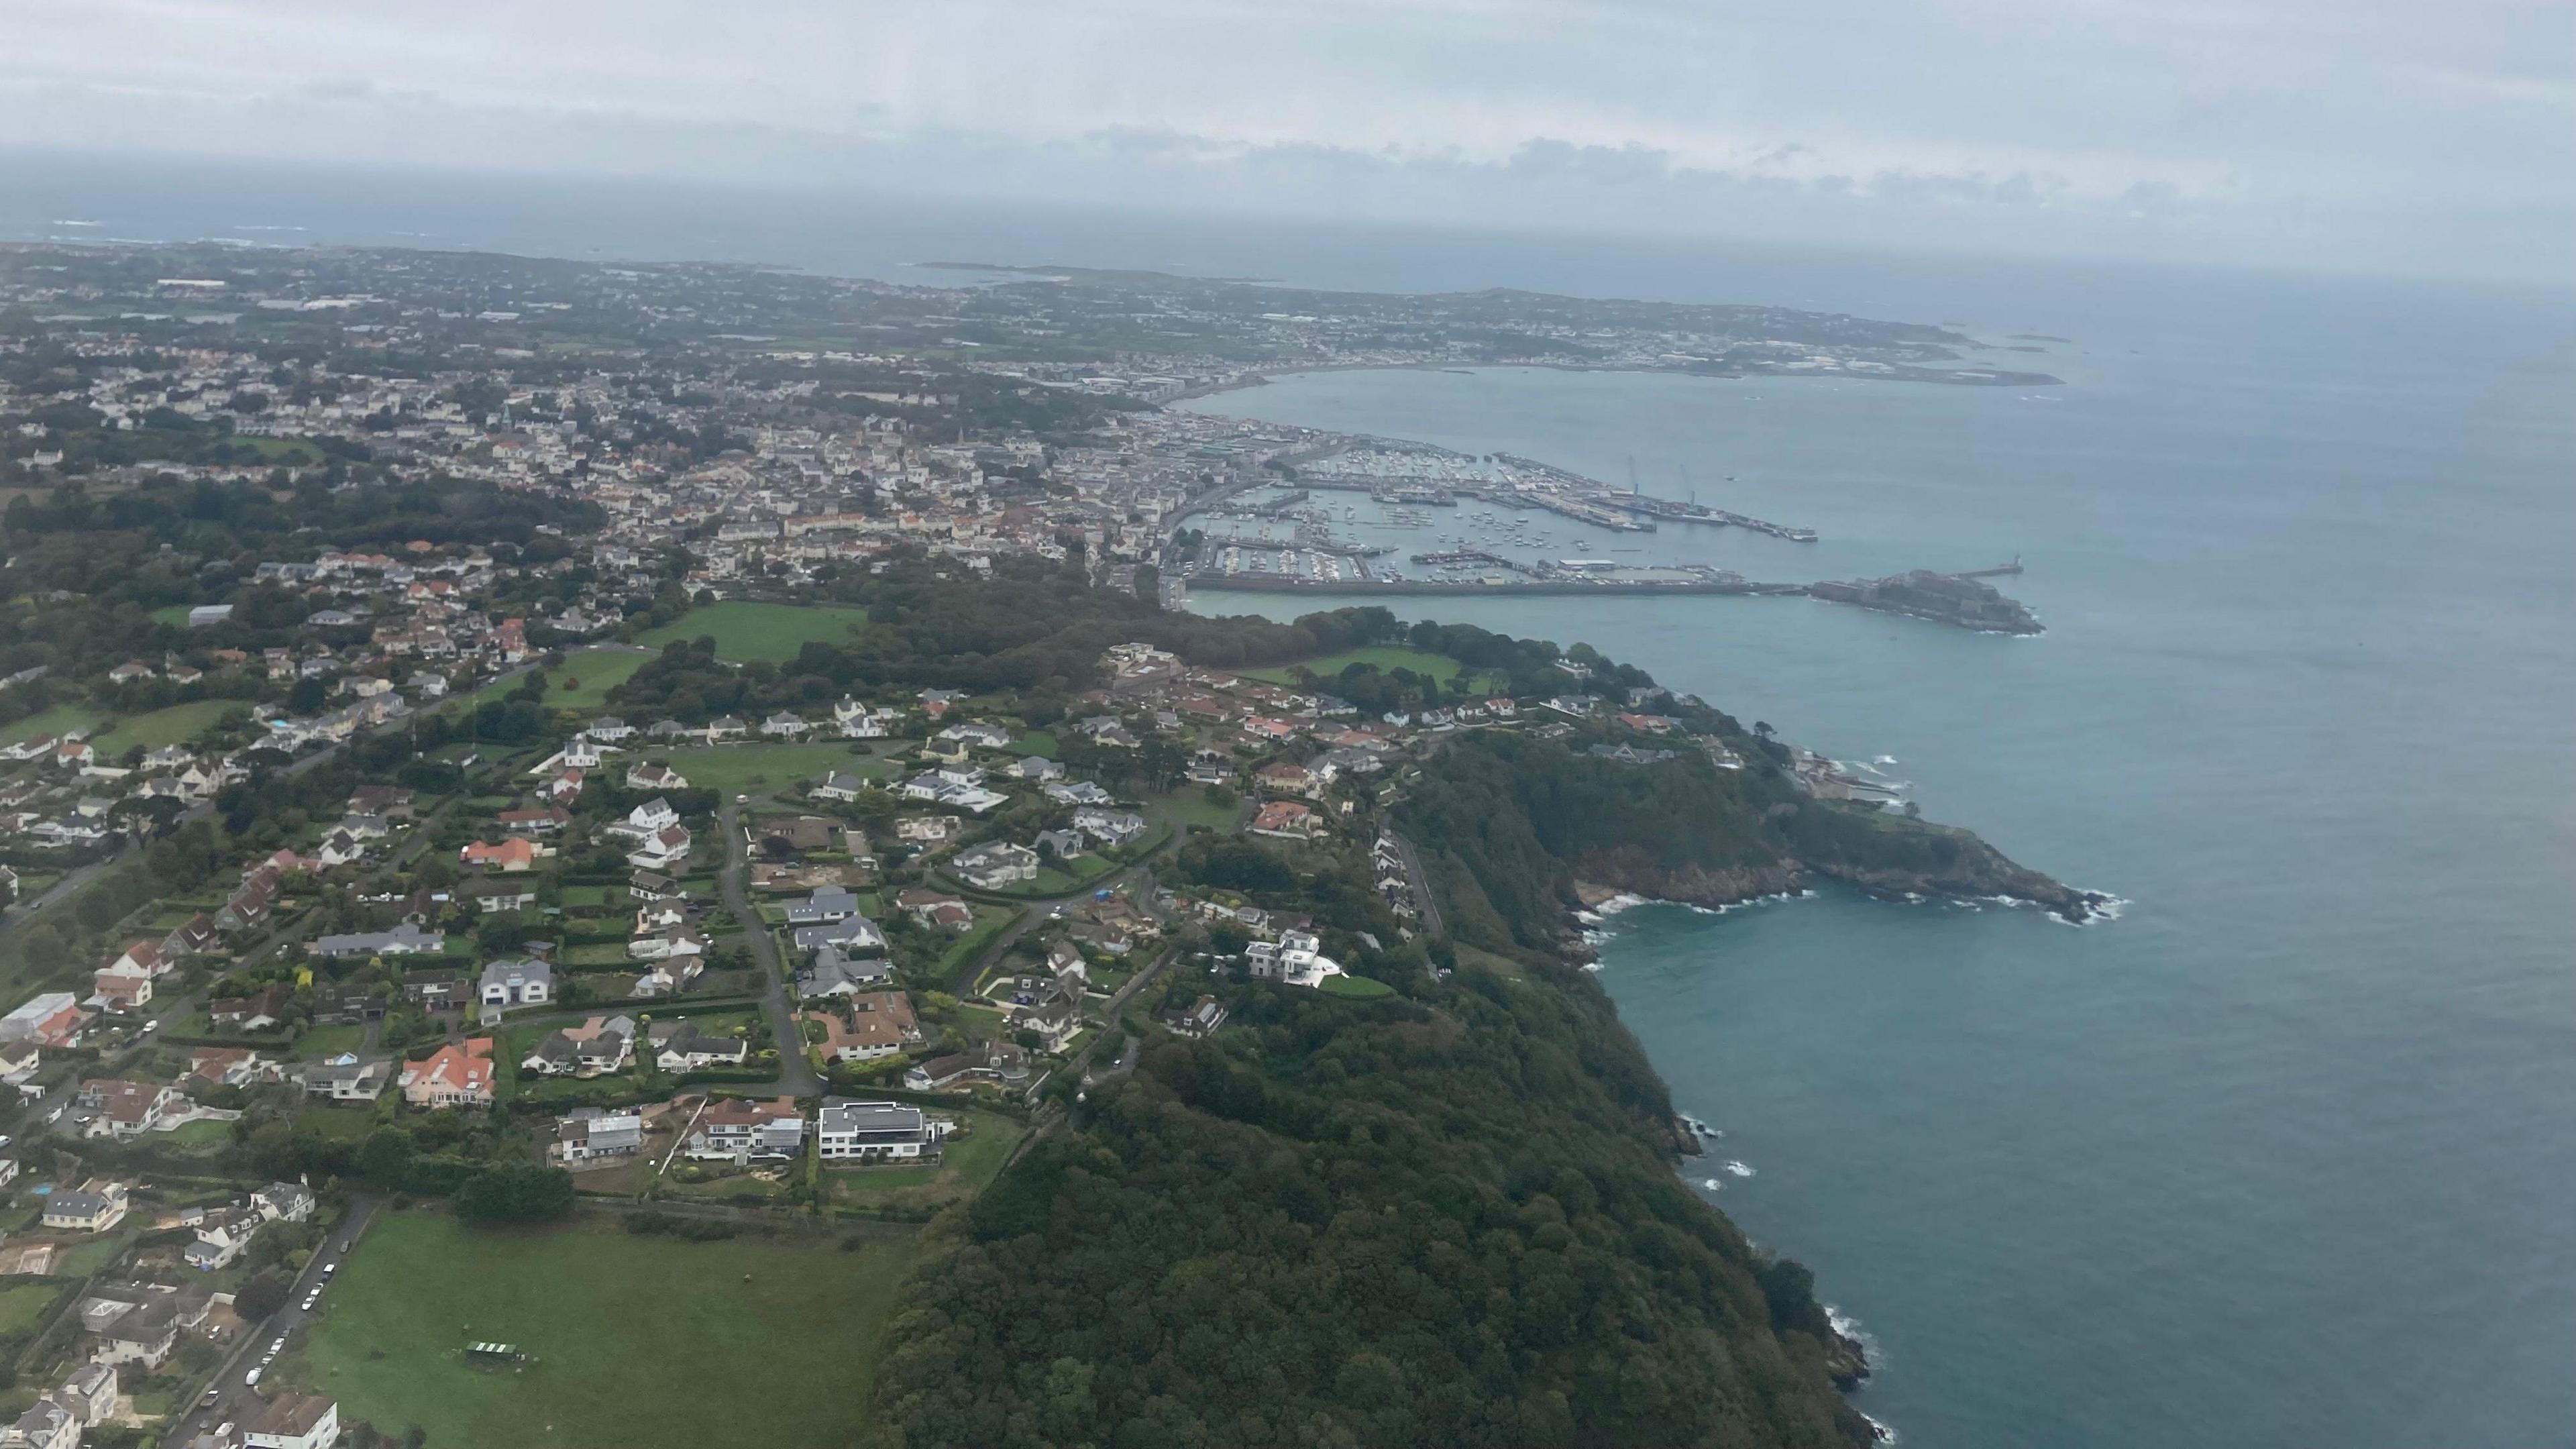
8;152;2571;1446
1181;280;2576;1446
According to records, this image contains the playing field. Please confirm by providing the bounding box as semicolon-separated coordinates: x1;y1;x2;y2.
455;647;653;712
635;602;870;663
294;1212;916;1449
663;743;888;797
91;699;252;755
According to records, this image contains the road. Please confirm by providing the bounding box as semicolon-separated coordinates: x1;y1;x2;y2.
713;798;823;1098
169;1193;380;1447
1383;830;1444;938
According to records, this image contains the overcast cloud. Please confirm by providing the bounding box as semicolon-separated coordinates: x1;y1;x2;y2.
1;0;2568;282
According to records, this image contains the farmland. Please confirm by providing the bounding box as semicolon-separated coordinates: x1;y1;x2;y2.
635;602;870;663
290;1211;916;1449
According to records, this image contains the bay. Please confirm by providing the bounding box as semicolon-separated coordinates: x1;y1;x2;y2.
1179;271;2576;1447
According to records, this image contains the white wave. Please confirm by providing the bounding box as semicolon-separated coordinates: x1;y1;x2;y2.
1699;1177;1723;1191
1587;892;1652;917
1722;1160;1756;1177
1860;1409;1899;1444
1872;754;1898;766
49;219;103;227
1573;909;1603;926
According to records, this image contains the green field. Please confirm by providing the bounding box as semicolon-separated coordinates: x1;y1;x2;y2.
294;1024;368;1060
1016;729;1058;758
1318;973;1397;999
93;698;252;754
663;743;885;798
1238;645;1499;691
1148;787;1243;835
635;602;870;663
0;1282;62;1336
828;1108;1024;1212
291;1212;916;1449
0;702;109;747
457;647;653;713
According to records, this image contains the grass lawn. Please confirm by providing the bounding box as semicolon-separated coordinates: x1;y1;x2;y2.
1318;973;1397;1000
53;1233;129;1278
635;602;870;663
1016;729;1058;758
996;854;1115;898
1148;787;1242;835
294;1024;368;1060
663;743;885;798
149;604;195;627
92;698;254;755
0;1283;61;1336
456;647;652;713
1238;645;1500;692
158;1117;234;1149
828;1108;1023;1212
290;1212;916;1449
0;701;108;747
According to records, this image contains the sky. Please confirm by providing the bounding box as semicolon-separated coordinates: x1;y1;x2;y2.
1;0;2569;285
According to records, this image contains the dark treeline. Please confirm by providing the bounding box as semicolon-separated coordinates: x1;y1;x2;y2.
873;962;1872;1449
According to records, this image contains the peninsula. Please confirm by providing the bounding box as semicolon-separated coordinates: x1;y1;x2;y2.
0;239;2104;1447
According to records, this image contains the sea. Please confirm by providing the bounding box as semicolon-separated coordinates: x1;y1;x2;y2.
7;152;2571;1448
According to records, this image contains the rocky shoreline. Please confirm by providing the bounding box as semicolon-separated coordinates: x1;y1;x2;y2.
1570;833;2112;924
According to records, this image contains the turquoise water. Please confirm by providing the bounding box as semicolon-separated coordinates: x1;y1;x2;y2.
1181;278;2576;1446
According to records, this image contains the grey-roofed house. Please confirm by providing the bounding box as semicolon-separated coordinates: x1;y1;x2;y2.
310;922;446;959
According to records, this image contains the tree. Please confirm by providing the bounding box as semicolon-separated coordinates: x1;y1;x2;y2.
453;1163;576;1225
234;1269;290;1322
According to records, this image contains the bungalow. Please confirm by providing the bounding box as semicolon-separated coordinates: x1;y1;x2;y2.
935;721;1014;751
790;913;888;953
903;1040;1030;1091
1250;800;1327;839
208;985;290;1034
630;957;704;998
627;928;709;963
627;869;683;902
586;716;635;742
460;877;539;915
706;714;749;741
625;761;688;792
1004;755;1065;782
892;888;974;932
761;712;812;738
159;913;221;958
498;804;572;835
399;1038;496;1108
809;771;871;802
654;1024;751;1073
458;837;541;873
784;885;863;926
1043;780;1113;806
917;736;971;766
311;922;445;959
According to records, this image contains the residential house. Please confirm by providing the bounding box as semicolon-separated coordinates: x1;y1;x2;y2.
208;985;291;1034
242;1393;341;1449
553;1108;644;1165
625;824;694;872
70;1079;181;1139
460;877;539;915
903;1040;1030;1091
951;841;1039;890
816;1099;947;1161
0;992;85;1048
401;969;468;1010
796;949;895;999
810;991;920;1063
625;761;688;792
1249;800;1326;839
301;1054;390;1102
477;959;552;1010
808;771;870;803
399;1038;496;1108
0;1399;76;1449
684;1095;804;1162
653;1024;750;1073
311;922;445;959
458;837;541;873
42;1180;129;1233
